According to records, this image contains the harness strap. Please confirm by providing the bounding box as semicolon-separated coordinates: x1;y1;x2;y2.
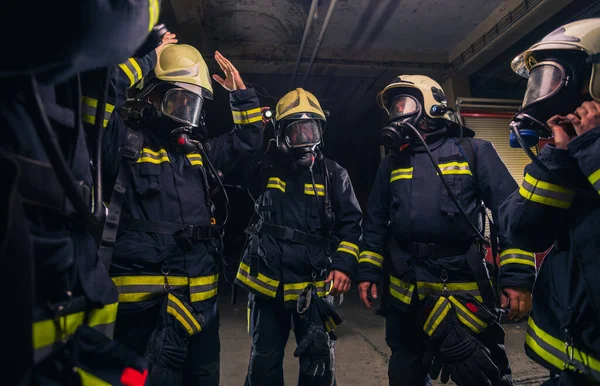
120;218;217;240
398;240;473;259
250;221;337;253
98;129;143;270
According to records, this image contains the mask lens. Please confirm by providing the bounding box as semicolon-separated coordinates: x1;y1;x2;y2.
284;120;321;148
389;95;419;116
161;89;203;127
522;64;565;107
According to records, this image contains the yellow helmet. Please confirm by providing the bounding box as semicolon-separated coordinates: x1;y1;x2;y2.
154;43;213;99
376;75;453;121
511;18;600;101
275;88;326;122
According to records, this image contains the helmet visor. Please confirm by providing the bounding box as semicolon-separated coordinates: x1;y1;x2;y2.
284;120;321;148
522;63;566;107
161;88;204;127
389;95;420;117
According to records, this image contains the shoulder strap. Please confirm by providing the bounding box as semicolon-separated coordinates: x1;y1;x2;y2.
458;137;477;184
97;128;143;270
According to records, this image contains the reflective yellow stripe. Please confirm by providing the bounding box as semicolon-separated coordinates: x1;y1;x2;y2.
423;296;451;337
137;148;170;164
499;248;536;268
147;0;160;32
232;107;263;125
266;177;286;193
588;168;600;194
112;275;188;303
417;281;483;302
448;295;487;334
390;167;413;182
438;161;472;176
167;293;201;335
283;281;327;302
337;241;359;259
325;316;339;332
76;367;111;386
247;303;251;333
519;173;574;209
190;274;219;302
187;153;203;166
81;96;115;128
389;274;414;305
236;262;280;297
526;317;600;380
33;302;118;364
304;183;325;196
359;250;384;268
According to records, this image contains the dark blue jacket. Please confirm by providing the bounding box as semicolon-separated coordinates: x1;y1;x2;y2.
499;128;600;382
357;136;536;311
235;154;363;307
82;50;263;321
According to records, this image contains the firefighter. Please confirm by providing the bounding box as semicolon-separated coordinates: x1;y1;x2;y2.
234;88;363;386
87;38;264;385
0;1;163;385
499;18;600;385
356;75;537;386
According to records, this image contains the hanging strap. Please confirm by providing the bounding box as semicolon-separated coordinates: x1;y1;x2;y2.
97;129;143;270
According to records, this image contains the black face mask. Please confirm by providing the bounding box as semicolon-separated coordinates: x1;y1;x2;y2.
276;119;322;169
381;94;424;149
510;54;590;148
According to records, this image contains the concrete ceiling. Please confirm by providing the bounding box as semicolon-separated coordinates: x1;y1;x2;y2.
160;0;584;205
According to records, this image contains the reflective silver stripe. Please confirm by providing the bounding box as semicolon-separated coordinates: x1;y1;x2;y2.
417;281;482;302
167;293;202;335
236;262;279;297
448;295;487;334
118;58;142;86
283;281;327;301
588;169;600;194
423;296;451;337
519;173;574;209
337;241;359;259
499;248;536;268
232;107;263;124
389;275;414;305
266;177;286;192
390;167;413;182
358;251;384;267
81;96;115;128
304;183;325;196
526;317;600;380
438;161;472;176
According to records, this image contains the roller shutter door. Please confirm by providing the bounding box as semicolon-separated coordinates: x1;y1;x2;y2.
462;116;536;237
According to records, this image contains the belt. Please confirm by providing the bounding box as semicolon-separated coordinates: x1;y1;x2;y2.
120;218;217;240
399;240;475;258
251;222;337;253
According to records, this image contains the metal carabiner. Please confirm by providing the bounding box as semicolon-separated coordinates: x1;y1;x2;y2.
440;269;449;297
162;263;172;292
563;329;576;370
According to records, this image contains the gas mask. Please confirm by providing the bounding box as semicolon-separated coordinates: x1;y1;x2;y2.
509;53;590;148
135;81;208;153
381;94;424;149
276;119;323;168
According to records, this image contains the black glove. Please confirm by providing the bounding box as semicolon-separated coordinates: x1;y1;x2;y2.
426;316;500;386
294;284;337;386
294;322;335;386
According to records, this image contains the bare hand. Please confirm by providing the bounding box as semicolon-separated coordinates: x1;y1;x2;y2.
326;270;351;296
155;32;178;55
500;287;532;320
547;115;576;149
212;51;246;92
358;282;378;309
568;101;600;136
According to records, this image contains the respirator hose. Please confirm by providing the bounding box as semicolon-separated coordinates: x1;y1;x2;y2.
404;122;488;245
510;122;599;199
197;143;230;228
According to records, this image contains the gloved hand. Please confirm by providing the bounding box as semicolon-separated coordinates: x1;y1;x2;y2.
293;322;335;386
425;315;500;386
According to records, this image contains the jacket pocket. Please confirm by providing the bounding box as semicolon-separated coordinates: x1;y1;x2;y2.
132;163;161;196
440;175;460;214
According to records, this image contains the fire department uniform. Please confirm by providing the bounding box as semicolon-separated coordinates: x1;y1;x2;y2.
357;135;537;385
235;153;363;385
82;49;263;385
499;135;600;384
1;1;161;385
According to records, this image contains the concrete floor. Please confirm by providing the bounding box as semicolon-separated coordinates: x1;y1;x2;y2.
218;286;550;386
